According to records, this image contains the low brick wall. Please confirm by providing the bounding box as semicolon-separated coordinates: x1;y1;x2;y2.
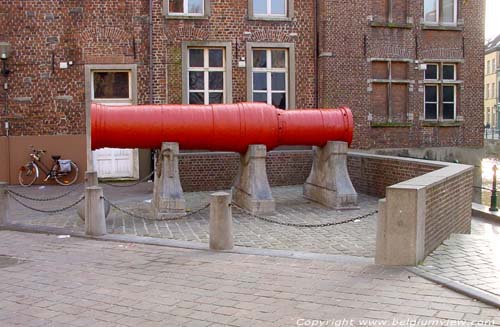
374;157;473;265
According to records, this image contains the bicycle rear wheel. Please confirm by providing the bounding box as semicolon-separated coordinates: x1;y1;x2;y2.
55;162;79;186
18;163;39;187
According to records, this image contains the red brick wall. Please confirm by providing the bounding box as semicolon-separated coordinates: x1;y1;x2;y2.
424;169;473;255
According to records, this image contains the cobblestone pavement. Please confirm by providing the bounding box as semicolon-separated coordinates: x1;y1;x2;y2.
6;184;379;257
0;231;499;327
418;218;500;298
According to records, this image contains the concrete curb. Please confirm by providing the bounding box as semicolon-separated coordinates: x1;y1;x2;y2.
472;203;500;224
0;223;373;265
407;267;500;309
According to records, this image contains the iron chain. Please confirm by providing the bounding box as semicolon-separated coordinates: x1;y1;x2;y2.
231;203;378;228
101;171;155;188
8;193;84;214
7;184;82;202
103;197;210;221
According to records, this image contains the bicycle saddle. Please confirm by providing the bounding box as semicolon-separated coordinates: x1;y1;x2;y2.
52;155;61;161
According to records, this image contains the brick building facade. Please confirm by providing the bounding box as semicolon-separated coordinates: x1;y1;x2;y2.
0;0;485;184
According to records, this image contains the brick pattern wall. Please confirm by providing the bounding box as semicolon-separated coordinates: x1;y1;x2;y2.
424;169;473;255
179;151;313;192
347;154;440;198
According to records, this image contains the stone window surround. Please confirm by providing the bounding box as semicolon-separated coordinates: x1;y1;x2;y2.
421;0;460;29
181;41;233;104
248;0;294;21
246;42;296;110
423;62;459;121
163;0;211;19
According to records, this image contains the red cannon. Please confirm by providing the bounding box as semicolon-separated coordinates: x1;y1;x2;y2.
91;103;353;152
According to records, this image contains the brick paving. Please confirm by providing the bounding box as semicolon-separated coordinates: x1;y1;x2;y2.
0;230;499;327
6;184;379;257
418;218;500;298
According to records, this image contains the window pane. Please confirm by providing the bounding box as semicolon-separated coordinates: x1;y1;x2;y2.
271;73;286;91
189;92;204;104
209;72;223;90
442;65;455;80
271;50;286;68
440;0;455;23
425;64;438;80
253;0;267;15
271;0;286;15
93;72;130;99
209;93;223;104
253;50;267;68
424;0;437;22
188;0;203;14
169;0;183;13
425;103;438;120
272;93;286;109
253;73;267;90
425;86;437;102
253;93;267;103
209;49;223;67
443;86;455;102
189;49;204;67
443;104;455;119
189;71;204;90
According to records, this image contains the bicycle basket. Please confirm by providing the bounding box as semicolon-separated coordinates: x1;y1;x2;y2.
58;160;72;173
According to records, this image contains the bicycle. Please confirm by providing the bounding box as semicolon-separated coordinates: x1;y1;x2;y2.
18;146;79;187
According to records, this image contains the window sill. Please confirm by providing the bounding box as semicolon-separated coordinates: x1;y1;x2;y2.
421;24;463;31
422;121;462;127
370;21;413;29
165;15;209;20
248;16;292;22
370;122;413;128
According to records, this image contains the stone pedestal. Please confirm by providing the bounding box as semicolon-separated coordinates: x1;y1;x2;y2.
209;192;233;251
152;142;186;219
0;182;8;225
303;141;358;209
232;144;275;214
85;186;107;236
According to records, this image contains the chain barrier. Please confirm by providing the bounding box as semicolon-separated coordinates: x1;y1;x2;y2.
8;193;84;214
103;197;210;221
231;203;378;228
101;171;155;188
7;184;83;202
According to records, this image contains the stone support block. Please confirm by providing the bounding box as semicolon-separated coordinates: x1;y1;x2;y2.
152;142;186;219
209;192;234;251
232;144;275;214
303;141;358;209
85;186;107;236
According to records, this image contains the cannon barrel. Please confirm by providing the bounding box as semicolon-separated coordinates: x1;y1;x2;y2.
91;103;353;152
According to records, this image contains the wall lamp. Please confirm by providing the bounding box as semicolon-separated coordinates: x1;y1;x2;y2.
0;42;11;77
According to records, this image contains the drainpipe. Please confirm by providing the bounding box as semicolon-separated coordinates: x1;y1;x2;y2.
314;0;320;108
149;0;154;104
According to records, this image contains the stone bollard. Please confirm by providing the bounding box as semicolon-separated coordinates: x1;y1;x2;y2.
0;182;8;226
85;186;107;236
209;192;233;251
232;144;275;214
78;171;110;220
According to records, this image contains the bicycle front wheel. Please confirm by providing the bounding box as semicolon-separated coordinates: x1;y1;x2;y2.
18;163;39;187
55;162;79;186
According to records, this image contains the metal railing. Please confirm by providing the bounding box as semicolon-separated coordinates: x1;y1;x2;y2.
484;128;500;140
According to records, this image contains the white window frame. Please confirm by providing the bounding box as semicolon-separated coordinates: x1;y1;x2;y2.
90;70;133;103
424;85;439;121
253;0;287;17
442;64;456;81
251;48;289;109
187;47;226;105
167;0;205;16
424;63;439;81
442;85;456;121
423;0;458;26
